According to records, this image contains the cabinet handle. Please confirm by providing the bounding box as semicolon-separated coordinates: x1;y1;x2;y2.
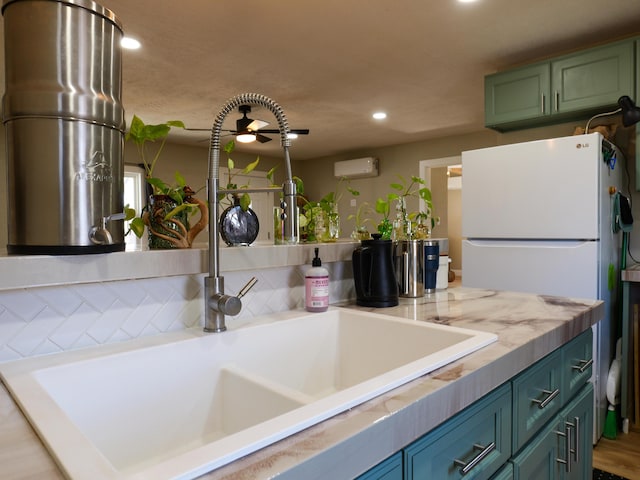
555;424;572;473
541;93;545;114
569;416;580;463
554;91;559;112
571;358;593;373
532;388;560;409
453;442;496;475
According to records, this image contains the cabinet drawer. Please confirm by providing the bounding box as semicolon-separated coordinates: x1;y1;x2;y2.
512;350;562;452
562;328;593;403
404;383;511;480
357;451;402;480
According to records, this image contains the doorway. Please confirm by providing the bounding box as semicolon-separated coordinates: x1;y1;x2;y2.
419;156;462;275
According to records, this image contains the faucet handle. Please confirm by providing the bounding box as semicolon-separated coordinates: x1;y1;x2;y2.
237;277;257;298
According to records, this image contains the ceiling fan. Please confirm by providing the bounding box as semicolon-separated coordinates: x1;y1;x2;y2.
186;105;309;144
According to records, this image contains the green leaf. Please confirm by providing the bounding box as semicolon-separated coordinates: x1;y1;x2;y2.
418;188;432;202
390;182;403;191
227;157;235;170
293;175;305;195
223;139;235;154
124;206;136;221
143;124;171;141
375;198;388;214
174;171;186;188
266;166;277;183
166;120;185;129
239;193;251;211
411;175;425;185
130;217;145;238
347;187;360;196
147;177;170;193
243;156;260;174
164;203;190;221
126;115;145;144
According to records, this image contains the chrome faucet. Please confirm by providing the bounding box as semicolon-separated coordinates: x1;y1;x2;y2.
204;93;299;332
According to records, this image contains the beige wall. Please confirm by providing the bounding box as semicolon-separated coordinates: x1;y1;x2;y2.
293;119;640;267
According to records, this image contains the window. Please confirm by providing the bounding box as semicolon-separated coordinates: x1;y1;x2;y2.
124;165;146;249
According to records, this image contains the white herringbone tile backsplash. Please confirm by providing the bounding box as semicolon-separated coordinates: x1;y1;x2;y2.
0;262;354;363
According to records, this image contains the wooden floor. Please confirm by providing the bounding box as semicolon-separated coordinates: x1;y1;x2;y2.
593;428;640;479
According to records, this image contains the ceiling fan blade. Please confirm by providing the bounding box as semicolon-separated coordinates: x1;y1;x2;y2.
257;129;310;135
255;133;272;143
246;119;269;131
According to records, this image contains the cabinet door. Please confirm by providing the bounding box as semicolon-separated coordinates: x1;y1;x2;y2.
485;63;550;127
559;384;593;480
404;384;511;480
552;41;635;115
357;452;403;480
511;417;564;480
512;350;563;452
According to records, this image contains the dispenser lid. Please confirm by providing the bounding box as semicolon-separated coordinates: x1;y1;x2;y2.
312;247;322;266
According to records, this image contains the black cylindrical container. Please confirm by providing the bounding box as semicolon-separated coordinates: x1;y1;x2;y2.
352;234;399;307
424;240;440;292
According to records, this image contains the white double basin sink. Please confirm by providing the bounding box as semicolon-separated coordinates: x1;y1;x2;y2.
0;307;497;479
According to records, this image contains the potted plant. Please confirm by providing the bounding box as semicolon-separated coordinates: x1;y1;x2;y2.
124;115;207;249
348;201;374;240
376;175;435;240
315;176;359;242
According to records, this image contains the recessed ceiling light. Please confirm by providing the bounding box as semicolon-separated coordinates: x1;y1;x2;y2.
458;0;478;3
372;112;387;120
121;37;141;50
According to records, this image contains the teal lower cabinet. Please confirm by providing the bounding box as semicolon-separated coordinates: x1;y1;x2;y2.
404;384;511;479
511;383;593;480
356;329;593;480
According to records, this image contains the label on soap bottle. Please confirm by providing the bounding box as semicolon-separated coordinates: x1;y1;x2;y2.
305;275;329;312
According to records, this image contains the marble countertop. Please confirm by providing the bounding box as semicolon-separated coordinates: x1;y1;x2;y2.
0;287;603;479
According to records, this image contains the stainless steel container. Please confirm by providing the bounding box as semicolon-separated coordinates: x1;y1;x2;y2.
2;0;125;254
394;239;425;298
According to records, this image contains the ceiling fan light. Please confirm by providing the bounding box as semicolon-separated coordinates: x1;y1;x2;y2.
287;133;299;140
236;133;256;143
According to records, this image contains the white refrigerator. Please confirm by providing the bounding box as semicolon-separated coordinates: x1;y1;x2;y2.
461;132;623;443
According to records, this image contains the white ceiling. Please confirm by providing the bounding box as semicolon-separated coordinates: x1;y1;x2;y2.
3;0;640;160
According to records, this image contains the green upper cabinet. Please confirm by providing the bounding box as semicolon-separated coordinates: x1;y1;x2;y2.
485;63;550;127
551;41;634;115
485;38;636;131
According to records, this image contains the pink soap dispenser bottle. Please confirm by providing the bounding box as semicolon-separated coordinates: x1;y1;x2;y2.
305;247;329;312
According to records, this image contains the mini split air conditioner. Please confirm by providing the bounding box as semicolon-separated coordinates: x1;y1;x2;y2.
333;157;379;179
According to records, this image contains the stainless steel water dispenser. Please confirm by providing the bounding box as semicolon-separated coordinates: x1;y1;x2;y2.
2;0;125;254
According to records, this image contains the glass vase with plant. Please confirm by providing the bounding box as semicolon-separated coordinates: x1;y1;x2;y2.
376;175;434;241
124;115;207;249
348;201;374;240
316;176;359;242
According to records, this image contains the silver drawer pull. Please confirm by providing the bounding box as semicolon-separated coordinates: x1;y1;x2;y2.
567;416;580;463
532;388;560;409
571;358;593;373
555;424;572;473
453;442;496;475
